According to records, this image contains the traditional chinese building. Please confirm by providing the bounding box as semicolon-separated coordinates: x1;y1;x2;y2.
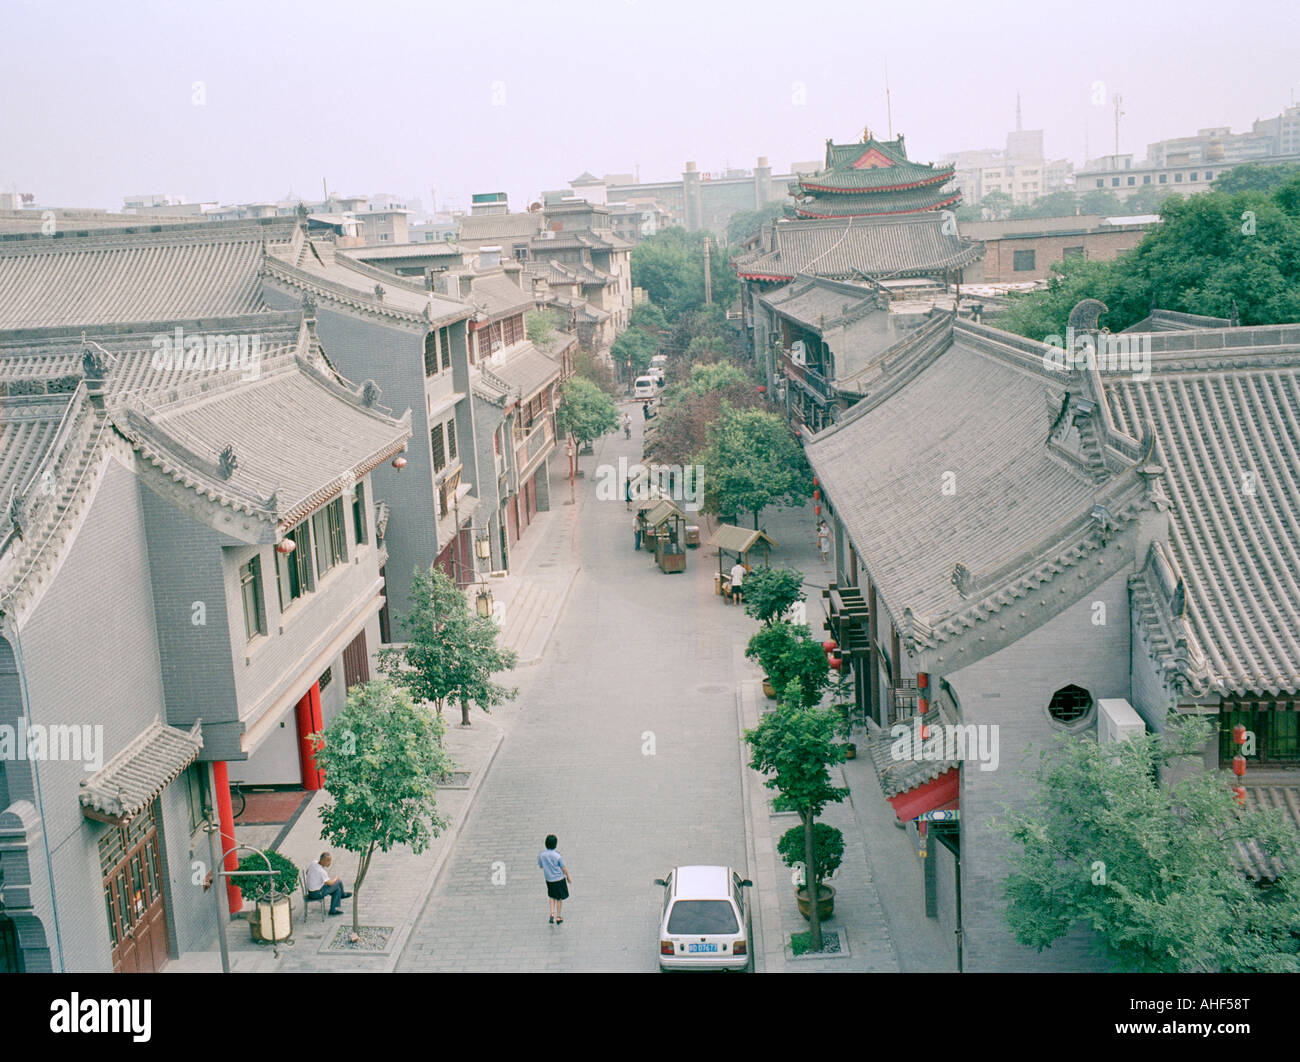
806;304;1300;971
788;132;963;219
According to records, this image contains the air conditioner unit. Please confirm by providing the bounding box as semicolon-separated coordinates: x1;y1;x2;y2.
790;340;807;365
1097;698;1145;744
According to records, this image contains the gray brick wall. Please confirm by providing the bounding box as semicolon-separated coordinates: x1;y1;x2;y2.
946;569;1131;972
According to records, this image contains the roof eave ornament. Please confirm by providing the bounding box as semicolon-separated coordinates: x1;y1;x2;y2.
217;444;238;480
361;380;382;408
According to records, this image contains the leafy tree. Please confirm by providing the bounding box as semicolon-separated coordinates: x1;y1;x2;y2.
611;326;658;379
1213;162;1300;195
778;822;844;892
727;201;788;246
700;407;812;526
742;566;805;626
555;376;619;458
379;566;518;725
312;678;453;932
1117;185;1175;215
1078;188;1124;215
629;301;669;333
980;190;1014;219
526;308;559;346
745;695;848;951
999;712;1300;972
572;348;618;396
744;620;831;709
1007;191;1079;220
630;227;739;318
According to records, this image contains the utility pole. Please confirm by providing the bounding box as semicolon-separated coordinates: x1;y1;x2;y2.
703;237;712;305
1113;94;1124;158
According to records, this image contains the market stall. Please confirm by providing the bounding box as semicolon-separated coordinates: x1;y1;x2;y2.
707;524;778;600
642;498;688;573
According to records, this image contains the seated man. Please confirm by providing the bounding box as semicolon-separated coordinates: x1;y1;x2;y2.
305;851;352;916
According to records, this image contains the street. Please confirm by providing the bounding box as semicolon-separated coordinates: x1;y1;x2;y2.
399;407;754;971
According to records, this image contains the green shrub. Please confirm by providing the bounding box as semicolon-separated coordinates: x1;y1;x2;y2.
778;822;844;889
229;849;300;900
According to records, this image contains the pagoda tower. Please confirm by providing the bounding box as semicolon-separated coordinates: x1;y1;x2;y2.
789;129;961;218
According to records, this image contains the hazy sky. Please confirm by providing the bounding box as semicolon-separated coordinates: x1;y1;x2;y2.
3;0;1299;213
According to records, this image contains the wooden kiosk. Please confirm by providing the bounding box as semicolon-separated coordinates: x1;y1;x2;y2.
708;524;778;599
641;498;687;573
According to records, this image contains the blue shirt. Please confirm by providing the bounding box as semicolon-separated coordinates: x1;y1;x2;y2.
538;849;566;882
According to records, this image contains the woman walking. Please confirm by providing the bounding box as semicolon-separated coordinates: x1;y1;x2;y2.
538;834;572;924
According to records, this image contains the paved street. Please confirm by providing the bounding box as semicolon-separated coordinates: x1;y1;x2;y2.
399;408;756;971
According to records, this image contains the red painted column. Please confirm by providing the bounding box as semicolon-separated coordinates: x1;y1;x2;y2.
212;760;242;913
308;681;325;787
295;687;323;791
917;672;930;741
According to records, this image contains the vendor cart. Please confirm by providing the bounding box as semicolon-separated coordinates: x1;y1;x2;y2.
642;498;687;573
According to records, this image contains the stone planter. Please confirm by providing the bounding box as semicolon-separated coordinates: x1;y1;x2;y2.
762;678;776;700
795;884;835;922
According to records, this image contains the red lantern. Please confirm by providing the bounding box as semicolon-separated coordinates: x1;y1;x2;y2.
1233;724;1247;746
813;489;821;501
814;504;821;515
920;724;931;741
758;385;766;393
822;640;838;653
1232;755;1247;777
812;476;818;487
392;456;408;471
275;538;296;555
1233;786;1247;805
829;655;843;670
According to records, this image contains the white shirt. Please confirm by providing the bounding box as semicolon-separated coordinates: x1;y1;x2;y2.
730;563;746;587
305;861;330;892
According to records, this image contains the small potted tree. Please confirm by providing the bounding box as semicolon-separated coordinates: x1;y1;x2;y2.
745;621;832;706
742;566;805;628
229;849;299;943
779;823;844;921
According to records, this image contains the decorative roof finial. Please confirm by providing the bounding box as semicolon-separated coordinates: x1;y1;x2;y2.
862;126;871;144
1067;298;1108;333
217;444;238;480
361;380;381;407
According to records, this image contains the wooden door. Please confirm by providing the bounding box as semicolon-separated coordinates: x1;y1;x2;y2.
100;804;170;973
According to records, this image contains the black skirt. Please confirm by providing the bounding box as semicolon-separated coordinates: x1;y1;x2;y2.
546;878;569;900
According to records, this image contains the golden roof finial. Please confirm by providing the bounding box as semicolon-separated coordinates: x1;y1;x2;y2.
862;125;871;143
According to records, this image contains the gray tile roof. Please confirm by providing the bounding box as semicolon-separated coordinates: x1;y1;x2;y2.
266;239;469;328
79;720;203;822
1108;345;1300;696
465;273;534;321
790;185;962;218
457;213;545;245
491;344;562;402
736;215;982;282
0;218;301;329
798;137;956;194
1235;785;1300;881
1122;308;1232;333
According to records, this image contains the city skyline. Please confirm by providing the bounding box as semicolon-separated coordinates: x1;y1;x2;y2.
3;0;1299;214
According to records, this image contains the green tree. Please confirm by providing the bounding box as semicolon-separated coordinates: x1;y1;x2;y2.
741;566;806;626
611;326;658;379
555;376;619;459
745;621;831;709
778;822;844;893
629;301;669;333
1007;191;1079;219
1117;185;1176;215
379;566;518;726
630;227;739;318
526;308;559;346
1078;188;1124;215
700;407;812;526
744;695;848;951
1213;162;1300;195
312;678;453;933
726;201;788;246
999;713;1300;972
980;190;1014;219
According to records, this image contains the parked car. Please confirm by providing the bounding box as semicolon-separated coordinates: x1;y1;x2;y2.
655;865;752;971
634;375;658;399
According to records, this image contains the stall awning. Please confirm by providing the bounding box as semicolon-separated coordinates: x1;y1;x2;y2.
707;525;779;554
642;498;685;528
80;719;203;825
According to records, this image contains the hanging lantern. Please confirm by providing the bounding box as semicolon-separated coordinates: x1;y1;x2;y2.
812;476;818;487
813;489;821;501
1233;724;1247;746
814;504;821;515
828;655;843;670
476;588;494;618
920;724;931;741
392;456;408;471
1233;786;1247;805
1232;755;1247;777
757;385;767;393
475;537;492;561
275;538;296;555
822;640;838;654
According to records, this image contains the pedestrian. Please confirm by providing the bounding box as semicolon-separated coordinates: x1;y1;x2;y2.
538;834;572;924
818;520;831;565
626;475;634;510
623;412;632;439
642;401;650;421
304;851;352;916
634;512;644;551
730;560;747;605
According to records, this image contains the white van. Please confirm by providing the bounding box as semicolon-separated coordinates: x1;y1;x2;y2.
649;354;668;372
633;375;658;399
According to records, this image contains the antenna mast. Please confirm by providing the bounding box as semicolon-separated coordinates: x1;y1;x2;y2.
1113;94;1124;157
885;59;893;140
